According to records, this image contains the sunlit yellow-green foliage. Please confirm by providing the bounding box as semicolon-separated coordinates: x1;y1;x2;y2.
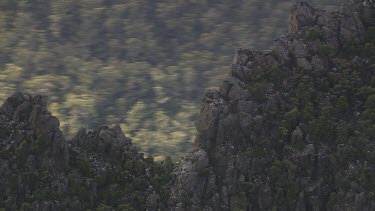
0;0;339;159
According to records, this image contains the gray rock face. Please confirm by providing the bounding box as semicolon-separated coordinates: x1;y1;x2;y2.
0;93;168;211
169;0;375;210
340;0;366;43
0;93;70;210
71;124;132;160
169;149;210;209
231;49;278;83
220;77;251;101
0;92;68;167
289;1;317;33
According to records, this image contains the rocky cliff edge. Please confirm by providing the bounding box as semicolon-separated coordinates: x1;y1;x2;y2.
169;0;375;210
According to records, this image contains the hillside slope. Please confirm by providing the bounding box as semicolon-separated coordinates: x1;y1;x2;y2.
0;0;341;158
0;0;374;211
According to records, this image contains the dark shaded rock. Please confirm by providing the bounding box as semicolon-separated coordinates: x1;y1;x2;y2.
169;0;375;210
0;92;173;211
231;49;278;82
71;124;132;160
339;0;366;43
289;1;317;33
220;77;250;101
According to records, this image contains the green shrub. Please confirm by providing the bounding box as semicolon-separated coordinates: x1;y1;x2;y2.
252;65;286;85
77;159;92;177
96;204;112;211
20;202;31;211
118;204;136;211
334;96;349;113
285;108;300;129
133;178;148;191
33;189;49;201
133;160;143;176
163;156;174;172
150;174;162;188
240;181;256;194
306;27;321;41
246;146;266;157
104;169;117;185
33;135;48;154
365;95;375;110
67;174;81;195
302;102;314;121
15;141;29;166
309;106;337;143
318;44;334;57
356;87;375;100
247;82;268;101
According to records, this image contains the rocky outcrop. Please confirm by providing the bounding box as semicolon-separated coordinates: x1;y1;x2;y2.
0;93;72;210
0;92;173;210
169;0;375;210
0;92;68;167
71;124;132;160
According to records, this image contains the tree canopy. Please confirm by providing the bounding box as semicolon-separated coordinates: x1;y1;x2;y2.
0;0;340;159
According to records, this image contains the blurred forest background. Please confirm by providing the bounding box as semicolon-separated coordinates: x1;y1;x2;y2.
0;0;341;159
